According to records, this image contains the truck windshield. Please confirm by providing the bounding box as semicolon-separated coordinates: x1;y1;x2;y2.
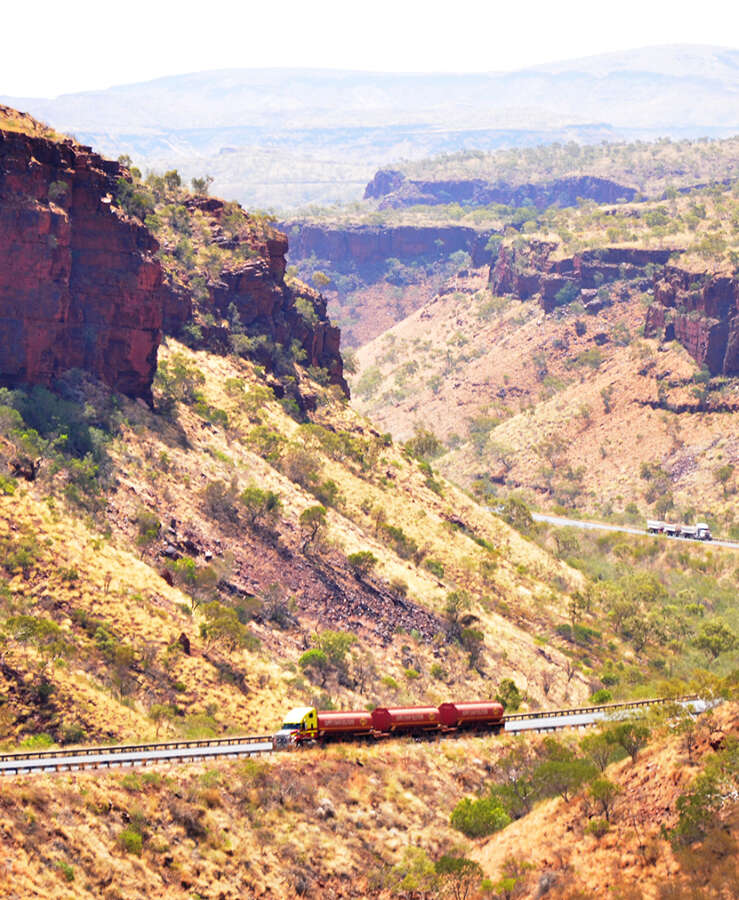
281;723;301;730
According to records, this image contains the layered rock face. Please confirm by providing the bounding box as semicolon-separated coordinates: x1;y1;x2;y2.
645;267;739;375
490;242;671;312
365;169;636;210
282;222;495;269
183;198;347;393
489;237;739;374
0;118;177;399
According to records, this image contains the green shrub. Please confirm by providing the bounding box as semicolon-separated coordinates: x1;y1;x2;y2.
347;551;378;574
20;733;54;749
450;795;510;837
118;827;143;856
378;522;418;559
424;558;445;578
590;689;613;704
495;678;522;711
0;474;16;495
56;860;74;882
586;817;610;838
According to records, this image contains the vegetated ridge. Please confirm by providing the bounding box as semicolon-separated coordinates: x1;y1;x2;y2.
4;44;739;208
284;134;739;348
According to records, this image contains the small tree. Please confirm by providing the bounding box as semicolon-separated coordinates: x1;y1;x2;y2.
496;678;522;712
200;601;248;651
580;732;615;772
202;478;241;523
445;590;471;641
299;505;327;550
314;630;357;668
588;777;621;822
148;703;174;738
347;550;378;574
298;648;329;685
714;463;734;497
461;627;485;669
534;758;597;802
191;175;214;195
606;721;650;764
450;795;510;837
434;855;483;900
694;621;737;660
240;485;282;528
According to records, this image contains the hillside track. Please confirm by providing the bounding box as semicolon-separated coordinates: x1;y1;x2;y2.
531;513;739;550
0;697;703;776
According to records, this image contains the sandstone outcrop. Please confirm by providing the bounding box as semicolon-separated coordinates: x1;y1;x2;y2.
180;198;347;393
489;236;739;374
365;169;636;210
0;113;179;400
489;241;671;312
644;266;739;375
282;222;496;269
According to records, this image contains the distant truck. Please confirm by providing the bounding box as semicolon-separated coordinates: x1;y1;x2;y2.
647;520;712;541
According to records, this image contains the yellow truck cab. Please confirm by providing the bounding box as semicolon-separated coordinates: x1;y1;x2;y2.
274;706;317;747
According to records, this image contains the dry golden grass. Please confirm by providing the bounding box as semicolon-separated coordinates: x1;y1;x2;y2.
0;104;66;142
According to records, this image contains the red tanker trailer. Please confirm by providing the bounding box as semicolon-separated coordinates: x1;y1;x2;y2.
317;710;373;740
371;705;441;734
439;701;504;732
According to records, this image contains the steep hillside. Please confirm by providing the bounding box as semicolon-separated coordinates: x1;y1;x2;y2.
473;701;739;899
0;106;602;755
350;173;739;538
0;699;735;898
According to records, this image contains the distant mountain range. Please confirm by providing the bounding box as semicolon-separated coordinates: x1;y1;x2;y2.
3;44;739;210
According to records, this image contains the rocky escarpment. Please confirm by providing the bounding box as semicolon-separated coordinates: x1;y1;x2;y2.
490;241;672;312
644;267;739;375
174;198;347;393
0;112;179;400
282;222;496;269
365;169;636;210
490;238;739;374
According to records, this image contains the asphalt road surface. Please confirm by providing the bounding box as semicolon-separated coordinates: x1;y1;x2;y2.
531;513;739;550
0;739;273;775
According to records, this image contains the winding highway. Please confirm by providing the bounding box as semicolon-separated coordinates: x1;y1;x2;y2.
0;697;706;776
531;512;739;550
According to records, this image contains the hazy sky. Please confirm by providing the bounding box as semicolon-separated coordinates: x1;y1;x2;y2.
3;0;739;97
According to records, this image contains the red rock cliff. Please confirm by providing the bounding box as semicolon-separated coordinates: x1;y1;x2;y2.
176;197;347;394
645;266;739;375
0;112;179;400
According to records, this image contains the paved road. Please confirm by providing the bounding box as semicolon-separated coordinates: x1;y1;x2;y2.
0;739;273;775
505;698;711;734
531;513;739;550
